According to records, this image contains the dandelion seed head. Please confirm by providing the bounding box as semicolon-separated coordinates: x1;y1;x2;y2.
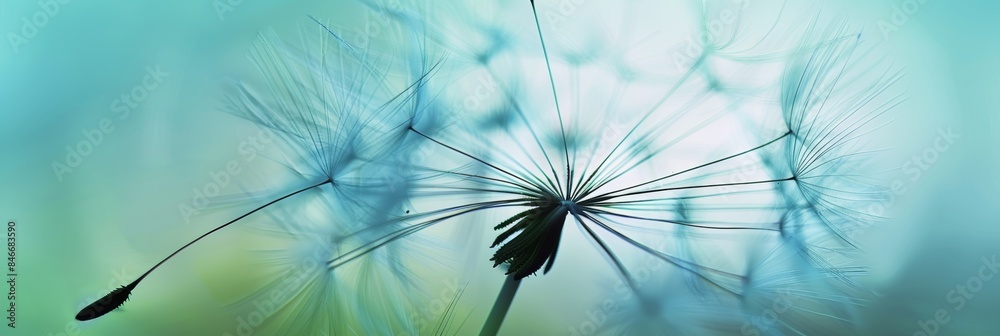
83;1;903;334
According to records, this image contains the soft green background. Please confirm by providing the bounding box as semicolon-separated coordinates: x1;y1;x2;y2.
1;0;998;335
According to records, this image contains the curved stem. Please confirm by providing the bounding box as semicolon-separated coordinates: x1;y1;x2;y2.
76;178;332;321
137;178;331;283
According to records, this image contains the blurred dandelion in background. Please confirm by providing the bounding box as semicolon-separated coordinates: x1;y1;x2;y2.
77;0;903;334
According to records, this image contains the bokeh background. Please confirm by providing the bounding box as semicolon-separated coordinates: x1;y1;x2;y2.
1;0;998;335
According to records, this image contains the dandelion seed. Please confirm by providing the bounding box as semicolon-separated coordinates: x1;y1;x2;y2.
75;18;436;330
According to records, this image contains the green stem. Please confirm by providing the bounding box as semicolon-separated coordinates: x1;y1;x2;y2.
479;273;522;336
